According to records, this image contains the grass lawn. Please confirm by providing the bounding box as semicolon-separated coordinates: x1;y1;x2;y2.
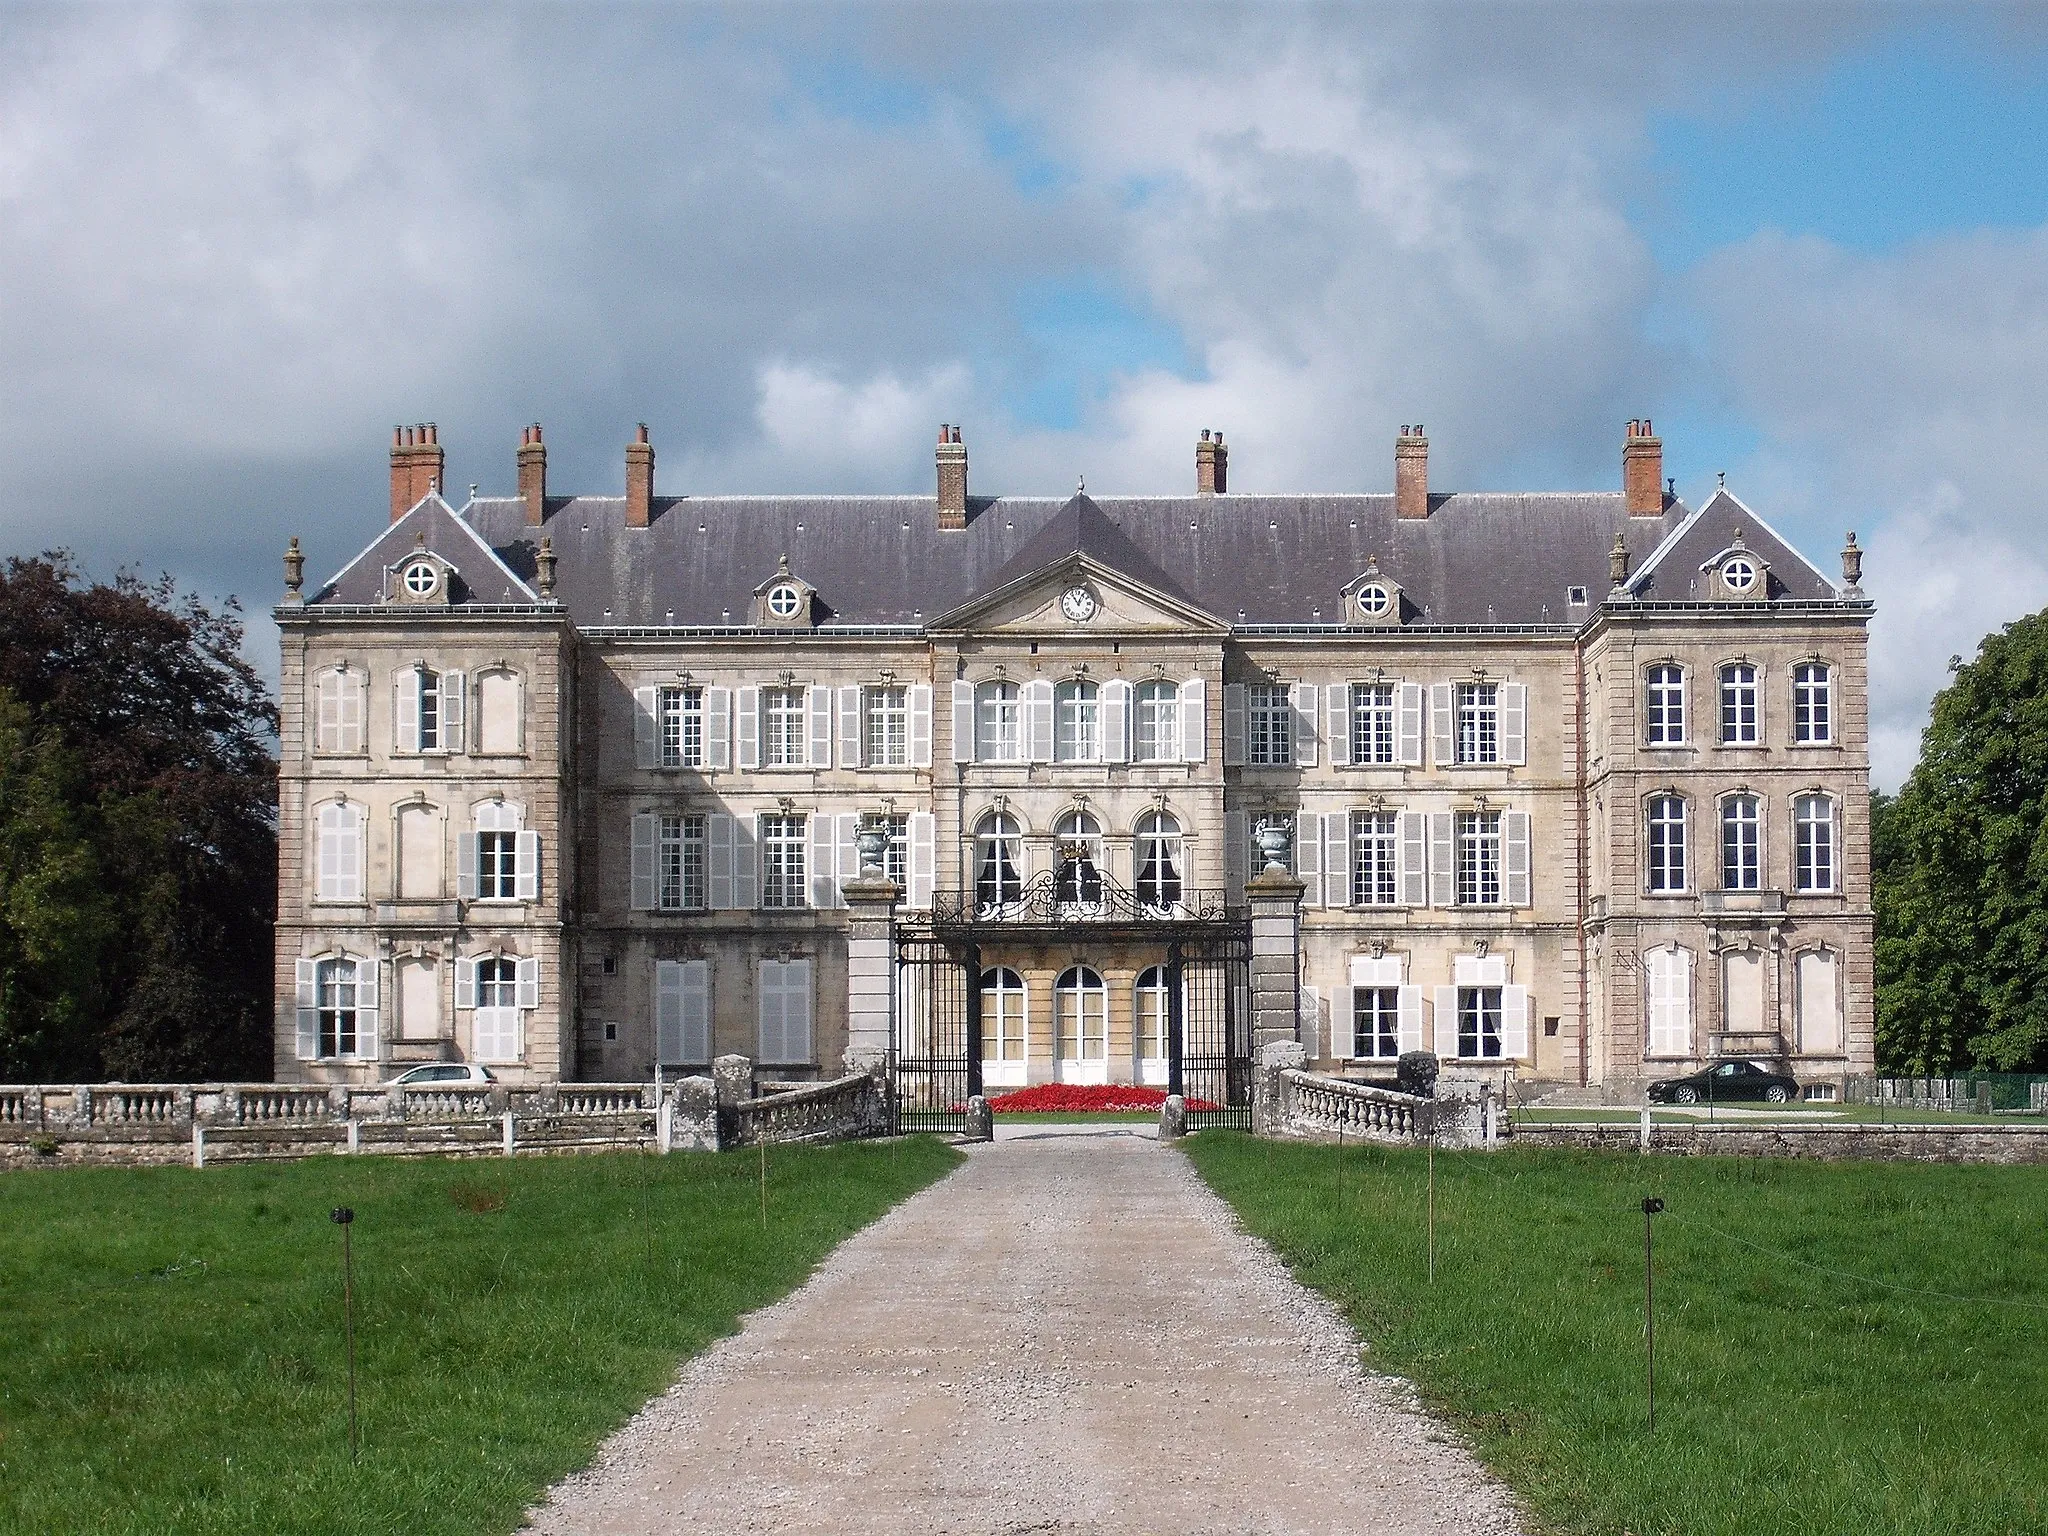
1185;1134;2048;1536
0;1138;960;1536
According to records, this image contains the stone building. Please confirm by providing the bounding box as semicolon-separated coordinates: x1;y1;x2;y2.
274;417;1873;1096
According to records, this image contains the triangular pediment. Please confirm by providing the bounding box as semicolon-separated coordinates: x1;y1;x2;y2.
311;494;541;607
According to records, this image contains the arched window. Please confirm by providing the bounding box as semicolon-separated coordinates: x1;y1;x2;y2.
1055;679;1100;763
1646;795;1687;893
1135;965;1174;1073
1794;794;1836;892
1646;664;1685;745
313;665;364;755
1134;810;1183;910
979;968;1027;1075
396;664;464;754
315;800;366;902
1720;795;1761;891
1053;809;1104;906
1645;945;1694;1057
462;801;537;903
317;956;363;1057
974;812;1024;910
1793;663;1833;744
1719;663;1759;744
1055;965;1108;1076
476;668;524;755
1133;679;1180;763
975;680;1023;762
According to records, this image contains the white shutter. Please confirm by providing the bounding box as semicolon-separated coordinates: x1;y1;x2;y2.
295;958;318;1059
1327;684;1351;767
732;815;758;909
908;684;933;767
1181;677;1206;763
1398;682;1425;767
951;680;975;764
355;957;379;1061
454;956;477;1011
655;960;685;1064
708;812;734;909
1429;812;1456;907
1503;810;1531;908
681;959;711;1063
1224;810;1248;899
1102;679;1131;763
633;685;659;768
340;671;364;752
1502;683;1528;767
838;686;862;768
908;812;936;907
395;669;421;754
807;685;832;768
705;686;732;770
1325;812;1352;909
314;671;339;755
1431;683;1456;766
516;955;540;1010
456;831;478;899
787;959;812;1064
809;814;838;909
631;813;658;910
1397;985;1424;1054
1290;682;1319;767
1434;986;1459;1058
736;686;760;769
515;830;540;901
443;671;466;751
1223;684;1248;767
1501;985;1530;1060
836;813;858;900
1398;812;1428;907
1296;812;1322;907
1300;985;1322;1059
341;805;364;900
1025;679;1055;763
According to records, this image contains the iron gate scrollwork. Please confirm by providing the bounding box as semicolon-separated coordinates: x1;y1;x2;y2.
1166;929;1253;1131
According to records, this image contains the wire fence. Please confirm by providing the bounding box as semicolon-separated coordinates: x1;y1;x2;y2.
1847;1074;2048;1114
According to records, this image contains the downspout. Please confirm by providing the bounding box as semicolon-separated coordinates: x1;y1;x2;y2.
1575;631;1591;1088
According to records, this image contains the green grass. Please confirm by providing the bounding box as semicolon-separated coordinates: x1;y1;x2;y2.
1185;1135;2048;1536
0;1139;960;1536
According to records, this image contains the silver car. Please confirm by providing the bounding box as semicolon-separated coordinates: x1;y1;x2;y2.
383;1063;497;1088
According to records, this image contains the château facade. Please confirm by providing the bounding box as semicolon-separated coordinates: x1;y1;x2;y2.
275;417;1874;1095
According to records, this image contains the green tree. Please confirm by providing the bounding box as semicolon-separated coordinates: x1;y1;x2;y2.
0;556;276;1080
1875;609;2048;1072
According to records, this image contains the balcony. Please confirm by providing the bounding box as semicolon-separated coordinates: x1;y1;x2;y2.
924;871;1238;937
1710;1030;1788;1061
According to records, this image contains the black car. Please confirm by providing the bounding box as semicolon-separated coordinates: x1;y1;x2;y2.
1647;1059;1800;1105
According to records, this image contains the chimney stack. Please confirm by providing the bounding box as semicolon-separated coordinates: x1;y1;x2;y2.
1395;425;1429;520
1624;418;1664;516
389;423;445;523
1196;429;1228;495
936;423;968;530
518;423;547;527
625;423;655;529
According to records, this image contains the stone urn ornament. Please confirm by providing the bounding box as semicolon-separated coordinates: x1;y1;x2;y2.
1253;816;1293;874
855;820;892;879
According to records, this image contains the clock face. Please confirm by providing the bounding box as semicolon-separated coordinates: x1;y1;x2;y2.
1059;585;1098;622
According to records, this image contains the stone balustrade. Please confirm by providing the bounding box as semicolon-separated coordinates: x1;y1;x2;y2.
728;1072;892;1148
1280;1071;1427;1142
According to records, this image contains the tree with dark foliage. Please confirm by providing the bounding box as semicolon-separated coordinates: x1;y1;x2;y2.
1875;609;2048;1074
0;556;276;1081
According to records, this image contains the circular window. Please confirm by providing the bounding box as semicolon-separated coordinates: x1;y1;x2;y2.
1722;557;1757;594
765;582;802;618
1357;582;1392;618
402;560;438;596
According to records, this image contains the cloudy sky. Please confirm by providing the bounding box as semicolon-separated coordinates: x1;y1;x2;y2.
4;2;2046;787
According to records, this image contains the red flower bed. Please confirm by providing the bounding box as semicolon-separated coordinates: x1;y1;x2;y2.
985;1083;1218;1114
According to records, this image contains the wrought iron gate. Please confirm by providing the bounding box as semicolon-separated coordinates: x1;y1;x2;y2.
1166;930;1254;1131
892;935;980;1134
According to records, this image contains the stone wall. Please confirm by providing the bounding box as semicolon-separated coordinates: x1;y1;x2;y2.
1512;1119;2048;1165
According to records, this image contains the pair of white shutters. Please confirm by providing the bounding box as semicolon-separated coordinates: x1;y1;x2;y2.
315;802;366;901
628;810;938;910
1432;955;1530;1061
758;959;813;1065
834;684;933;767
313;669;365;754
632;686;732;770
1219;682;1433;768
1293;811;1432;908
1345;954;1424;1059
394;667;465;753
1425;810;1531;908
454;955;540;1064
454;820;541;901
654;958;712;1065
1429;682;1529;767
636;685;938;770
951;679;1204;764
293;956;378;1061
1646;946;1694;1056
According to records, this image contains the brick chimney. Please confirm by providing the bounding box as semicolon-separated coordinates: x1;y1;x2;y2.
625;423;655;529
389;423;444;523
1196;429;1228;495
1624;418;1664;516
517;423;547;527
936;423;968;530
1395;425;1429;520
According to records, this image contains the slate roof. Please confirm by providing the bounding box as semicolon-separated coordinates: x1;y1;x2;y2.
1625;489;1842;603
314;494;541;606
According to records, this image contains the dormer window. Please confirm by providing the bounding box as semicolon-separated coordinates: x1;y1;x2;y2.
402;559;440;597
1356;583;1393;619
751;555;817;627
1343;558;1404;627
765;582;802;619
1721;556;1758;594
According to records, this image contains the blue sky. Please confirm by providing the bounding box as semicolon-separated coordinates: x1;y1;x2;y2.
2;3;2046;786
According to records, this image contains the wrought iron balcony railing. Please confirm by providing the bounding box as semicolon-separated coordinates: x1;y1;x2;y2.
926;870;1237;931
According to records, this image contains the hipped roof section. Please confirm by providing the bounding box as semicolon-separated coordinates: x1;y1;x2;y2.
1624;488;1842;602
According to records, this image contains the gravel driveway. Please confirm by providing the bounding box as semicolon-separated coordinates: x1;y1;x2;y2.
524;1126;1522;1535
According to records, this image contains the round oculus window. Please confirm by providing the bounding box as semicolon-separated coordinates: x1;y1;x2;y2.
402;559;439;596
1721;557;1758;594
765;582;802;618
1357;582;1392;618
1059;585;1099;622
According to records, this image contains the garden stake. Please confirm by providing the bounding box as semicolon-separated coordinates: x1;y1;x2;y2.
759;1136;768;1227
1426;1141;1436;1285
330;1207;358;1462
1642;1196;1665;1431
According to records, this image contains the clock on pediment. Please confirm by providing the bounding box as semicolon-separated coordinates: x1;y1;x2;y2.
1059;584;1099;623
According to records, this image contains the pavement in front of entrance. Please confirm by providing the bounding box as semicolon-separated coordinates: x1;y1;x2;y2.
524;1129;1523;1536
